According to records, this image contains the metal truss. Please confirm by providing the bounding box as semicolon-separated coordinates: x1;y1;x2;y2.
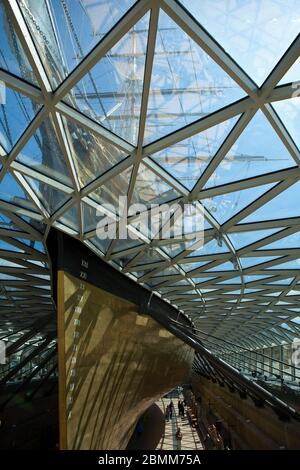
0;0;300;358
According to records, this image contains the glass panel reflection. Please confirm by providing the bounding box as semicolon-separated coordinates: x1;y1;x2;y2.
181;0;300;86
144;10;244;144
205;110;296;188
0;88;41;152
0;0;38;84
131;163;179;208
273;98;300;151
63;116;128;188
244;180;300;222
229;229;282;250
151;116;239;190
89;166;132;214
17;116;72;186
58;205;79;231
67;13;149;144
20;0;136;88
25;175;71;215
0;172;37;212
202;183;274;224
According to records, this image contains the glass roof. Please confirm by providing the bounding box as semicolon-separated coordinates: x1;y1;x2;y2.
0;0;300;351
182;0;300;86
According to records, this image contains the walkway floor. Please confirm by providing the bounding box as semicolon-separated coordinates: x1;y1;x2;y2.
156;396;203;450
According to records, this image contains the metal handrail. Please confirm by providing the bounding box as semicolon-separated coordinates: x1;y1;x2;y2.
172;320;300;374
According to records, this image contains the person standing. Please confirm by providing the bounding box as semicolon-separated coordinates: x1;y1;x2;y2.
165;404;170;421
179;401;185;417
169;400;174;419
177;399;181;416
176;427;183;450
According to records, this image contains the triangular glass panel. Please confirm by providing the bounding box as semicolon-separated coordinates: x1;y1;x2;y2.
263;292;283;297
82;201;115;234
279;57;300;85
152;266;180;277
115;251;141;268
223;289;240;294
19;216;46;234
216;277;241;284
58;206;79;232
0;88;41;152
83;202;97;233
266;259;300;270
179;261;208;272
62;115;128;188
24;175;71;215
192;275;218;283
240;256;282;269
130;217;156;240
257;231;300;250
205;261;237;272
181;0;300;86
15;238;44;252
67;13;149;144
89;166;132;214
0;1;37;84
0;172;37;212
244;288;262;294
89;236;111;256
146;278;165;288
125;269;144;279
291;317;300;324
0;259;23;269
130;262;162;275
244;274;274;283
156;286;175;294
111;237;143;255
131;163;180;208
129;179;180;239
243;180;300;223
286;289;300;296
17;116;72;186
33;241;45;252
178;289;198;295
168;203;206;240
144;10;245;144
0;273;24;281
0;213;22;232
205;110;296;188
0;239;23;252
150;116;239;190
19;0;136;87
161;238;198;258
134;249;165;266
187;238;230;257
168;279;190;287
266;278;293;285
202;183;274;224
273;98;300;150
279;323;295;332
229;228;283;250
